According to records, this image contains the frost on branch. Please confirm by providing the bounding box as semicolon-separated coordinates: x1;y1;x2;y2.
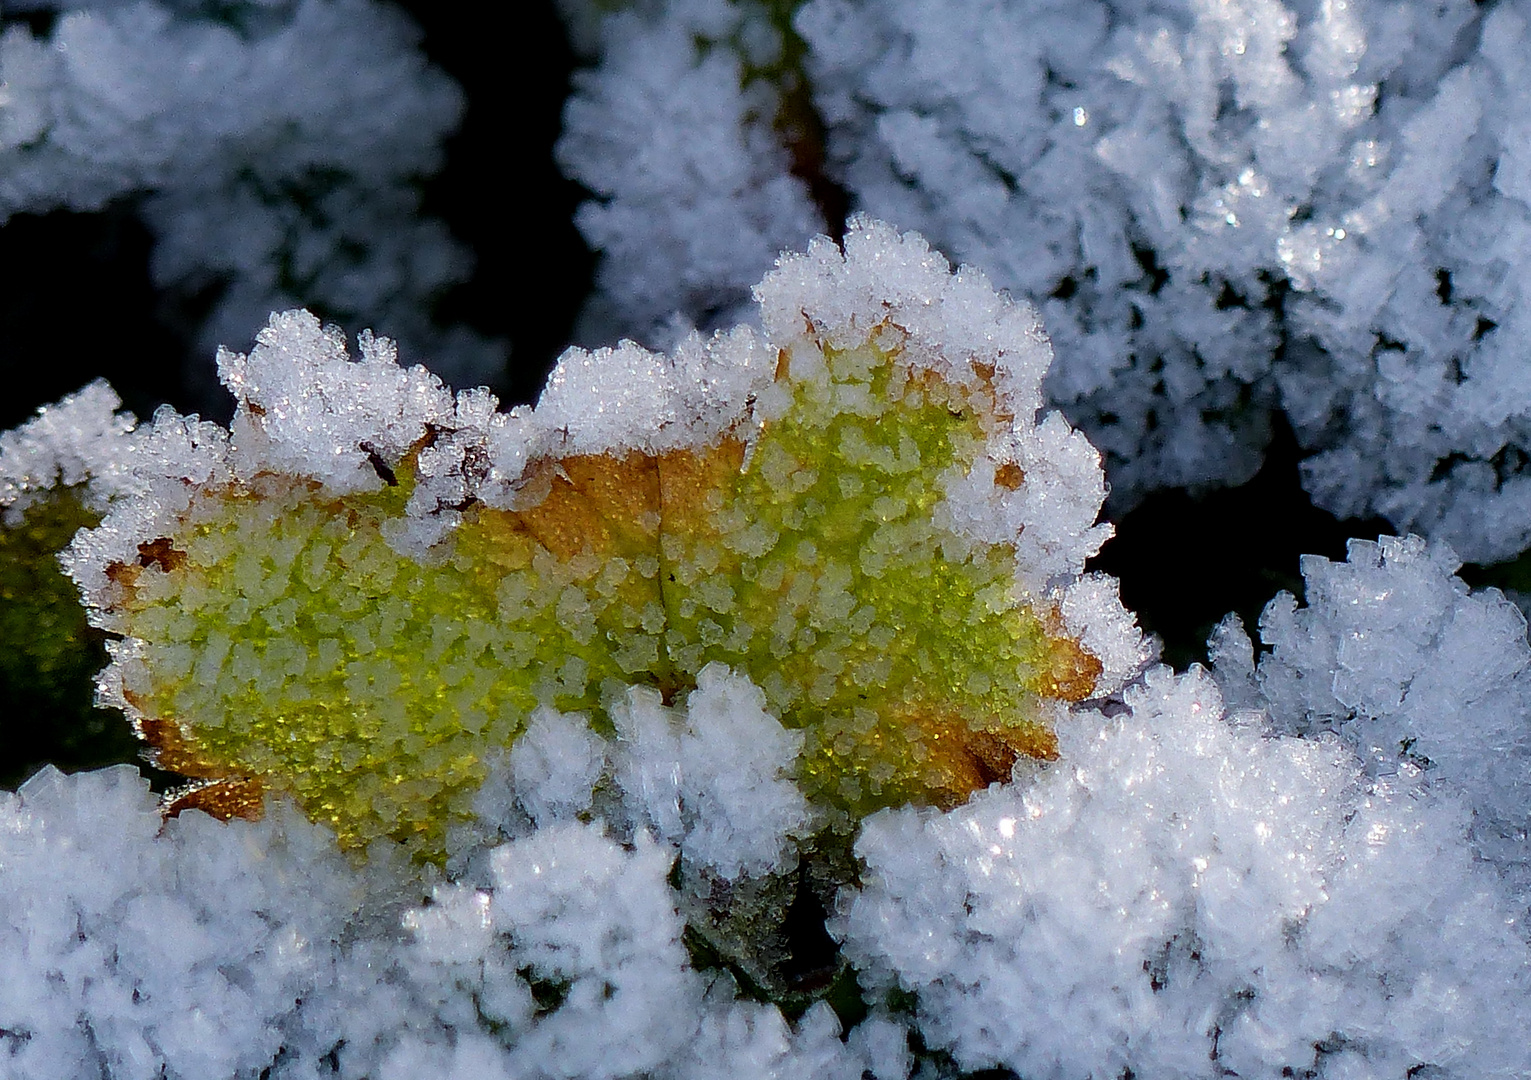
64;217;1148;858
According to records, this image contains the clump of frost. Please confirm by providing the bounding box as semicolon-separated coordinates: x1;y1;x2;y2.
670;997;878;1080
59;401;234;608
1058;572;1158;695
0;0;501;387
319;819;887;1079
448;666;815;889
1282;4;1531;562
217;309;458;496
440;705;610;880
0;379;137;520
556;0;823;346
525;326;777;459
508;706;608;828
839;667;1531;1080
612;663;812;880
0;765;358;1080
0;762;903;1079
487;823;702;1077
472;324;780;515
63;309;504;597
1210;533;1531;889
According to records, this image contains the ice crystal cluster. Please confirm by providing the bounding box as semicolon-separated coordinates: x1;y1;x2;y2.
560;0;1531;563
3;221;1531;1079
843;669;1531;1079
0;763;906;1080
556;0;824;344
1212;532;1531;895
0;0;499;385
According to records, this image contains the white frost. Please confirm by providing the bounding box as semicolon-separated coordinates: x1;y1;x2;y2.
0;379;137;521
562;0;1531;561
839;667;1531;1080
613;664;812;881
557;0;823;347
1214;533;1531;888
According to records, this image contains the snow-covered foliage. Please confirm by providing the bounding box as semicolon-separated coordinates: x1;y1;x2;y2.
560;0;1531;563
54;216;1145;858
841;667;1531;1080
5;218;1531;1078
0;0;501;386
1212;532;1531;891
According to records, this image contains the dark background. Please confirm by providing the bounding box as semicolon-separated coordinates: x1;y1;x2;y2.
0;0;1399;787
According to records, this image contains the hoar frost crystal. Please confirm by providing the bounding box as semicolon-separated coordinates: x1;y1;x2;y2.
1;220;1529;1079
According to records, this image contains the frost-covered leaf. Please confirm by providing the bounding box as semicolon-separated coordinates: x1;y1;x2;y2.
0;383;143;783
65;218;1144;859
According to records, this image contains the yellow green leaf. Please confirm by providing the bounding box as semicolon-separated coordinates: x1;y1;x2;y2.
84;220;1136;860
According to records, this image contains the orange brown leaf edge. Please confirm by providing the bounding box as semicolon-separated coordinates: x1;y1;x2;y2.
61;217;1150;860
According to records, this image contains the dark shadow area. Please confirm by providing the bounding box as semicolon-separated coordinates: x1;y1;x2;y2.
1461;550;1531;598
3;0;594;429
1089;415;1396;670
0;204;197;430
0;205;197;789
402;0;595;407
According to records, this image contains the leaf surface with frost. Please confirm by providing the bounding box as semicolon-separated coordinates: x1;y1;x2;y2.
67;219;1142;857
